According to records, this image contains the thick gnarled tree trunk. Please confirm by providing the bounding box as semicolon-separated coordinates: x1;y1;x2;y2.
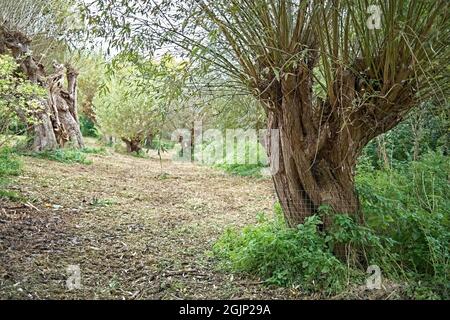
267;109;361;231
0;26;84;151
122;137;142;153
47;62;85;150
262;64;412;234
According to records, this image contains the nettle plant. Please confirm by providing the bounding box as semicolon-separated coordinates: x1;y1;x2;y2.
0;54;46;146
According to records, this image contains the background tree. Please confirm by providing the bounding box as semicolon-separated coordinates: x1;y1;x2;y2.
93;65;160;153
92;55;185;153
73;53;106;123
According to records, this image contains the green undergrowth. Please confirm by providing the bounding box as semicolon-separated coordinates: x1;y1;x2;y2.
0;148;23;201
21;146;106;164
214;151;449;299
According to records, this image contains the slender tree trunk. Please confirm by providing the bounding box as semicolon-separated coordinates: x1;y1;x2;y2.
411;113;423;162
190;126;195;161
376;136;390;169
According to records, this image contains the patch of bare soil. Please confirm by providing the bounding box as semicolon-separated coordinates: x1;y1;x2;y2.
0;142;306;299
0;142;403;300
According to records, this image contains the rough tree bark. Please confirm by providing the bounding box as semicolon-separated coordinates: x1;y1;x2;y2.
0;26;84;151
122;137;142;153
261;64;414;233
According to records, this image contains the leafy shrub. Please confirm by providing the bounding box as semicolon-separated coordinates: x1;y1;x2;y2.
21;146;107;164
79;115;99;138
79;146;107;155
213;204;392;295
214;163;266;177
0;55;46;146
357;150;449;298
214;151;449;298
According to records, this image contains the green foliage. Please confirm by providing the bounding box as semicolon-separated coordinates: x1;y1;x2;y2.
215;151;449;298
0;148;22;178
214;139;268;177
0;148;22;201
359;105;449;169
79;146;107;155
130;151;149;159
148;138;175;151
79;115;99;138
94;67;159;143
0;189;23;202
357;151;450;298
94;55;185;147
0;55;45;145
215;163;265;177
90;197;116;207
23;147;108;164
195;137;268;171
213;204;389;295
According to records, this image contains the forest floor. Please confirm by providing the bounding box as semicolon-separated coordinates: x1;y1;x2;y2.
0;139;311;299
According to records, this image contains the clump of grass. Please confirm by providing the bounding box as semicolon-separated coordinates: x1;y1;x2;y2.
90;197;116;207
215;163;266;177
0;189;24;201
0;148;22;177
0;148;23;201
131;151;149;159
80;146;107;155
25;148;93;164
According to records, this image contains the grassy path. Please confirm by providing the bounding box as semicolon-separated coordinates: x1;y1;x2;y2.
0;143;303;299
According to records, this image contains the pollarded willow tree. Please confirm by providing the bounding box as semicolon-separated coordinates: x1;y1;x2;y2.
83;0;449;229
94;65;161;153
0;0;84;150
94;55;185;153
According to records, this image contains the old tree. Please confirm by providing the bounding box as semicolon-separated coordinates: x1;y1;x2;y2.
0;0;84;151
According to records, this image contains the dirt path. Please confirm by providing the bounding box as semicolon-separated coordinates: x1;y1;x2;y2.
0;145;303;299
